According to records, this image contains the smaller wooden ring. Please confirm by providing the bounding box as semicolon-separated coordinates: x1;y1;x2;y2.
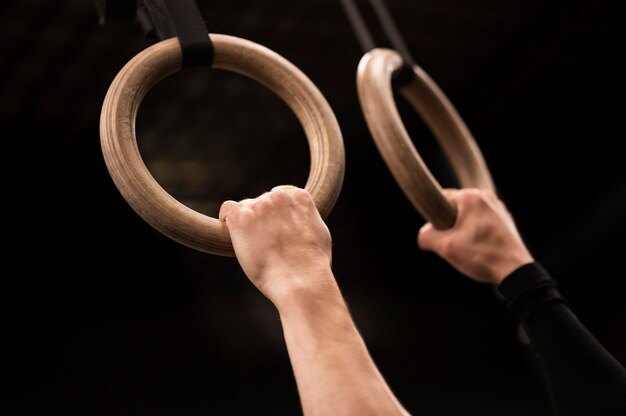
100;35;345;256
357;48;495;229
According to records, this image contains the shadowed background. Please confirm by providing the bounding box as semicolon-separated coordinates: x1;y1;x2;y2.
3;0;625;414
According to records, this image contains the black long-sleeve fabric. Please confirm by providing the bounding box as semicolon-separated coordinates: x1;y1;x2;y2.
498;263;626;415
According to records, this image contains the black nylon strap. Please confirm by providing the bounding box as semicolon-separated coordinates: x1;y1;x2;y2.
338;0;416;86
137;0;176;39
368;0;415;69
139;0;214;68
338;0;376;53
163;0;213;67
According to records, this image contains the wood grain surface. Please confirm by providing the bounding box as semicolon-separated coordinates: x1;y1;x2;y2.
101;34;345;256
357;48;494;229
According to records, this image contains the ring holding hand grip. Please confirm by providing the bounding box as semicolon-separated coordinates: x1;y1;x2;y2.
357;48;495;229
100;34;345;256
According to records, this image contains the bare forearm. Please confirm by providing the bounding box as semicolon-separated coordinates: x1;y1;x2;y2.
220;188;408;414
275;270;409;416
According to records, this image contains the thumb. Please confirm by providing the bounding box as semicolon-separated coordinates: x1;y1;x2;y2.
417;222;436;251
219;200;240;223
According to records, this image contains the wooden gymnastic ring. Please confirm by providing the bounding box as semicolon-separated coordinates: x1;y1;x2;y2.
357;48;494;229
100;35;345;256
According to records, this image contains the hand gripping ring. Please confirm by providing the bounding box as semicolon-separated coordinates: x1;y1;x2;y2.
100;35;345;256
357;48;494;229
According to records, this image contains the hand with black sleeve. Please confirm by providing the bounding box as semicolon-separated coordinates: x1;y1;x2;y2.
418;188;626;416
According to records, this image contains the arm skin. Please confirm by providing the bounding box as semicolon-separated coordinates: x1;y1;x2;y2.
418;188;626;415
418;188;534;285
220;185;409;416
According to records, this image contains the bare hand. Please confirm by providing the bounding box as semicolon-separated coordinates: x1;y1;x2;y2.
219;186;335;305
418;189;534;284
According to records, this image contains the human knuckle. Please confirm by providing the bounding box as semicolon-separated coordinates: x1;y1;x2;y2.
255;196;273;211
440;238;457;257
293;188;312;204
270;188;292;203
461;189;488;207
483;189;497;199
272;184;298;194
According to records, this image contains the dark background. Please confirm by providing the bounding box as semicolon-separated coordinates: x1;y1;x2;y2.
3;0;625;414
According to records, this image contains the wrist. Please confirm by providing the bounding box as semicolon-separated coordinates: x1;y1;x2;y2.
267;266;344;314
490;254;535;284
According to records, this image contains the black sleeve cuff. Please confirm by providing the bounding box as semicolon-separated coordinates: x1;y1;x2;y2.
498;262;565;323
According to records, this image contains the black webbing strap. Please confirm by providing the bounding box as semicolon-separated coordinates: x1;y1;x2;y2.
136;0;176;38
338;0;376;52
137;0;214;68
339;0;416;85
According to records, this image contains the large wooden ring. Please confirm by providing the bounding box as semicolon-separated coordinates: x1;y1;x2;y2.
100;35;345;256
357;48;494;229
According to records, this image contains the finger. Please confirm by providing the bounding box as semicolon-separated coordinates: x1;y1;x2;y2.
271;184;300;193
483;189;498;201
219;200;240;222
442;188;460;202
417;222;435;251
238;198;257;208
481;189;502;209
